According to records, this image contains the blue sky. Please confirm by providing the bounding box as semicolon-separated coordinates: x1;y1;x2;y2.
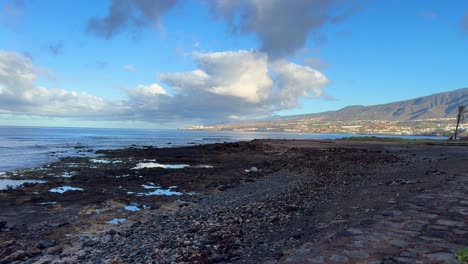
0;0;467;128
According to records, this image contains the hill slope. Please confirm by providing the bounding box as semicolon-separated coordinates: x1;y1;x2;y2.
292;88;468;122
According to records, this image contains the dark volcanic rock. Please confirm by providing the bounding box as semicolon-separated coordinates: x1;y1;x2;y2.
36;240;56;250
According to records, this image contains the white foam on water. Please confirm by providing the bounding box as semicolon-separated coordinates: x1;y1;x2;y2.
137;188;183;196
192;164;214;168
107;218;126;225
59;172;74;178
0;179;47;190
91;158;122;164
142;184;158;189
49;186;84;193
132;162;189;169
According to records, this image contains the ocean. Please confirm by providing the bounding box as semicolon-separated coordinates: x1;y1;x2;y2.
0;126;445;173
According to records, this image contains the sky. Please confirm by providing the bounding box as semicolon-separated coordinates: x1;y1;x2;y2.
0;0;467;128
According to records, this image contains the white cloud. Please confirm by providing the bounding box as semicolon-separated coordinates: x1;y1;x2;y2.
271;60;329;108
161;50;272;103
0;50;124;117
1;50;330;124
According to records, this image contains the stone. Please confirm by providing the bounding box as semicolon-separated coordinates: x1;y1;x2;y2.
346;228;364;235
344;250;370;259
330;254;349;262
1;250;26;262
306;256;324;263
435;219;465;227
26;246;42;256
0;220;6;230
390;239;408;248
0;240;14;248
217;185;228;191
425;252;456;264
44;246;62;255
36;239;56;249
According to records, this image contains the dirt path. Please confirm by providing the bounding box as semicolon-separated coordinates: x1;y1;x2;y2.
280;173;468;264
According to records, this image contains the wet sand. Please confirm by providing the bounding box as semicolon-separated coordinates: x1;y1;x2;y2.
0;139;466;263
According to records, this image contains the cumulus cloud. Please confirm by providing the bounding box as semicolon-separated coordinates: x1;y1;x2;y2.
1;50;329;124
86;0;177;39
271;60;328;108
160;51;272;103
462;11;468;33
211;0;361;58
0;50;124;117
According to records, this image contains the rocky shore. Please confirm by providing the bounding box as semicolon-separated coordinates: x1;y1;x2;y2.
0;139;466;263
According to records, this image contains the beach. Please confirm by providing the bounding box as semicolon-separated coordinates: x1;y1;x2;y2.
0;139;467;263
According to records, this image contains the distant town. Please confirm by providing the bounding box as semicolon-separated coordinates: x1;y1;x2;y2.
186;117;463;137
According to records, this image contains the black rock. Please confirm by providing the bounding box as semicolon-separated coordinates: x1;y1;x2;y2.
0;220;7;230
36;239;56;249
217;185;228;191
106;229;117;236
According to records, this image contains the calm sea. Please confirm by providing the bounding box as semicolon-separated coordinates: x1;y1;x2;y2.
0;126;444;173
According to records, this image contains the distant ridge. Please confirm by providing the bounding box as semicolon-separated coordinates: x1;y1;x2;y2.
278;88;468;122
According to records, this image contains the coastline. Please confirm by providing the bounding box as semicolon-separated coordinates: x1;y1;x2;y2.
0;139;467;263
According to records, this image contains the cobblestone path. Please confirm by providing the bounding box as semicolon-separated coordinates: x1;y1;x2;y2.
281;174;468;264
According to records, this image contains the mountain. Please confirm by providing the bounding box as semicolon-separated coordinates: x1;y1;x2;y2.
188;88;468;136
303;88;468;122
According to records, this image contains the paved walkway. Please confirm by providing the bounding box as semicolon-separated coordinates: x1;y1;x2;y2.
281;174;468;264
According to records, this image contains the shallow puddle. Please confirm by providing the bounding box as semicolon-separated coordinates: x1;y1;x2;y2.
107;218;126;225
124;205;140;211
49;186;84;193
0;179;47;190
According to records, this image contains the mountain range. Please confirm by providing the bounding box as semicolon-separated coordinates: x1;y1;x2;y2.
293;88;467;122
188;88;468;135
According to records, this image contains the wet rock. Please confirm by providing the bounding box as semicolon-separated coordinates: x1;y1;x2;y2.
36;240;56;249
